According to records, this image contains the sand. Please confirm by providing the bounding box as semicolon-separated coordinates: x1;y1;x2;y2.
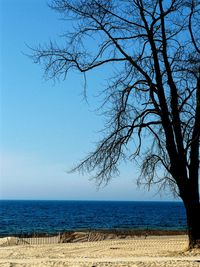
0;235;200;267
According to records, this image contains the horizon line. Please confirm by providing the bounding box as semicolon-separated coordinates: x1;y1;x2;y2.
0;199;181;202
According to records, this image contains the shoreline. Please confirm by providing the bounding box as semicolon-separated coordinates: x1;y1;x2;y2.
0;229;187;238
0;229;188;246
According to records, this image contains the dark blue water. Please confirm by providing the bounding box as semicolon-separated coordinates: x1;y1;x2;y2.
0;200;186;236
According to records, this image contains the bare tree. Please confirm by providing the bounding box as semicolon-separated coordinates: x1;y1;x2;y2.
31;0;200;248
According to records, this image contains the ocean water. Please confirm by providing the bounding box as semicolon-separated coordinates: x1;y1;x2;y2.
0;200;187;236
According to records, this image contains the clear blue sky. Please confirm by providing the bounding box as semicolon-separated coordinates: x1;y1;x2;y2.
0;0;174;201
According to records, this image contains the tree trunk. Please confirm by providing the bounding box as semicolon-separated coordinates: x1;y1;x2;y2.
184;201;200;249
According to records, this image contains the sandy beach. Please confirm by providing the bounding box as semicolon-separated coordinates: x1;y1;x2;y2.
0;235;200;267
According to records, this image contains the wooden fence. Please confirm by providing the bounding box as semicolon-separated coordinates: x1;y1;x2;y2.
18;234;61;245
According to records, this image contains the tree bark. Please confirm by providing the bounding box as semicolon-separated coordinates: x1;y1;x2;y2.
183;68;200;249
184;199;200;249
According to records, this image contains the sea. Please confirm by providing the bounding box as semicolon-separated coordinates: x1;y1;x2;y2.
0;200;187;236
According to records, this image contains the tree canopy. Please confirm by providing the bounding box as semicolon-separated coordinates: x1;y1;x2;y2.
32;0;200;248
